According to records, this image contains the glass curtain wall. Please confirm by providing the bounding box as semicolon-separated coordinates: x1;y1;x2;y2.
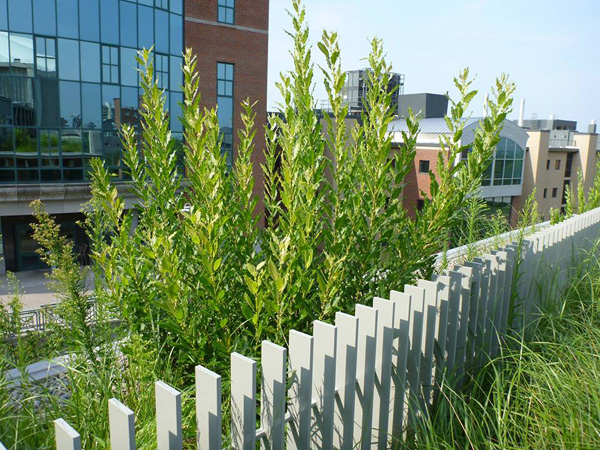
0;0;184;183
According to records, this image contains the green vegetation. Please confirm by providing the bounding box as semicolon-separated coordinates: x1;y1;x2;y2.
415;239;600;449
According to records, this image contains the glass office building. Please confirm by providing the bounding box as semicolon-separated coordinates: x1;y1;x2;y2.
0;0;184;183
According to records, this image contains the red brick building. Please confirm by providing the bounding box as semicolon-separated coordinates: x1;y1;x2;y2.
185;0;269;217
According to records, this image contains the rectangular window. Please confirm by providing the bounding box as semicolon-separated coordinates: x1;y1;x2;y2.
101;45;119;84
155;0;169;9
155;53;169;90
552;187;558;198
217;62;234;167
35;37;57;77
546;159;551;170
416;199;425;211
555;159;561;170
419;160;429;174
218;0;235;24
543;188;547;199
565;153;574;178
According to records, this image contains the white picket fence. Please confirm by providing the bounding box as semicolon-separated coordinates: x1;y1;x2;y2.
6;208;600;450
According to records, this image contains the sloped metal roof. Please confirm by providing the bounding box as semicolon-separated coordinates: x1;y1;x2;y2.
388;117;482;134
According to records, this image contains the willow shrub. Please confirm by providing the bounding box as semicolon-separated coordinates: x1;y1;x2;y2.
70;0;515;382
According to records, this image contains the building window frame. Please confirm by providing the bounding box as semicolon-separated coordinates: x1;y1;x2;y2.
101;45;119;85
217;0;235;24
555;159;561;170
419;159;430;174
155;0;169;10
546;159;551;170
155;53;169;90
543;188;547;199
217;61;234;168
35;36;57;78
552;187;558;198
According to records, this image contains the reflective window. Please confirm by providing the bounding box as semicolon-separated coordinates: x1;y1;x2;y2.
83;129;102;156
102;45;119;84
80;42;100;83
59;81;81;128
15;127;39;182
170;92;182;132
100;0;119;45
154;9;169;54
139;0;152;5
80;0;100;42
39;129;60;171
169;14;182;55
170;56;182;91
101;84;119;130
57;0;79;39
8;0;33;33
491;137;525;186
155;0;168;9
35;77;60;127
61;129;82;153
10;34;35;76
0;127;15;181
120;86;140;128
218;0;235;24
169;0;182;15
12;77;35;126
120;47;137;86
0;77;11;124
0;0;7;30
138;6;154;50
81;83;101;129
58;39;80;80
217;62;234;167
0;127;13;152
0;31;9;65
35;37;57;77
120;1;138;48
33;0;56;36
155;53;168;89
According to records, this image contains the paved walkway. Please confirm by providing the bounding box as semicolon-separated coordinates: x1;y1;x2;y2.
0;269;94;310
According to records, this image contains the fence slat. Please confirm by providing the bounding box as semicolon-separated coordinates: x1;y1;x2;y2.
482;254;500;357
353;305;378;449
416;280;438;407
311;321;337;450
287;330;313;450
371;297;396;450
333;312;359;450
403;285;426;428
108;398;135;450
463;260;482;365
388;290;411;444
195;365;222;450
429;275;450;384
155;381;182;450
231;353;257;450
261;341;287;450
455;266;472;384
445;271;462;377
55;419;81;450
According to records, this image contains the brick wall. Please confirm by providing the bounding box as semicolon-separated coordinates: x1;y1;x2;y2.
185;0;269;220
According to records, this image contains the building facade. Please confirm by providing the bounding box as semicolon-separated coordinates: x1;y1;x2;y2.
0;0;269;272
513;119;598;221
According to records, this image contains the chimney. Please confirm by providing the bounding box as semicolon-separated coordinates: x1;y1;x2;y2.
483;93;489;117
589;119;597;134
518;98;525;127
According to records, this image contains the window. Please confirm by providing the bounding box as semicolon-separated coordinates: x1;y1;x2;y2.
218;0;235;24
416;199;425;211
102;45;119;84
565;153;574;177
555;159;561;170
491;137;525;186
155;54;169;90
35;37;57;77
552;187;558;198
543;188;547;199
419;159;430;174
546;159;551;170
217;62;234;167
155;0;169;9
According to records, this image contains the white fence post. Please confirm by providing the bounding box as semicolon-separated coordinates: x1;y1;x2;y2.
333;312;359;450
287;330;313;450
261;341;287;450
155;381;182;450
388;290;411;444
195;365;222;450
415;280;438;406
353;305;378;449
230;353;257;450
55;419;81;450
403;284;426;428
371;297;396;449
455;266;472;384
430;275;450;381
311;321;337;450
108;398;136;450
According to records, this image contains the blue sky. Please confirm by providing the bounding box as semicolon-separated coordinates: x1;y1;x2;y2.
267;0;599;131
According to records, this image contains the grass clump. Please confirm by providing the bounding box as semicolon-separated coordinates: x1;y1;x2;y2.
416;240;600;449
